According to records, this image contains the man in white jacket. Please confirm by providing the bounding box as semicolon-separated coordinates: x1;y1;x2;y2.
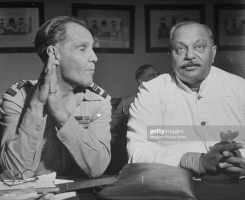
127;21;245;178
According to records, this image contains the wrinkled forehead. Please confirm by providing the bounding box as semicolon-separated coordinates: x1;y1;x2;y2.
173;24;210;43
64;22;93;43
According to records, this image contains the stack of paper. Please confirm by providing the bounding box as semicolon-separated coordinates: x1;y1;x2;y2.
0;172;58;193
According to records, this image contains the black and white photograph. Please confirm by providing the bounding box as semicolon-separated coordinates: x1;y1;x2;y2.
145;4;205;52
72;4;135;53
214;4;245;50
0;2;44;53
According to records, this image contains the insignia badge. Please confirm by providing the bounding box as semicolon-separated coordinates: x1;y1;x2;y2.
75;116;92;129
6;80;26;96
89;83;108;98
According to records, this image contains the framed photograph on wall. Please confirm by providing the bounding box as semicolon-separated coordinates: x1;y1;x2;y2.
0;2;44;53
145;4;205;52
214;4;245;51
72;4;135;54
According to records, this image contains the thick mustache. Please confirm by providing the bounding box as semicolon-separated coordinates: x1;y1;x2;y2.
181;61;202;68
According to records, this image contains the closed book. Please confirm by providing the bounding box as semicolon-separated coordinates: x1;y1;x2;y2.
98;163;196;200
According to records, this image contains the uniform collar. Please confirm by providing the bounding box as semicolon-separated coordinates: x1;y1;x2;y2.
74;86;101;103
64;87;96;115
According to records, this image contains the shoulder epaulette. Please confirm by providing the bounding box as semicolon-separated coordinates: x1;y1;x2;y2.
5;80;26;97
88;83;109;98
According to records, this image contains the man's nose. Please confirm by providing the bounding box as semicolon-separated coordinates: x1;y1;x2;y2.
184;48;196;60
90;49;98;63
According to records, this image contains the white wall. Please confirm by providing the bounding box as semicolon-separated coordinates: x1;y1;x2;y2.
0;0;245;98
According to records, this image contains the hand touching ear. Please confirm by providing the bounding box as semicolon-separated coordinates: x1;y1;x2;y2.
29;46;57;118
46;46;71;125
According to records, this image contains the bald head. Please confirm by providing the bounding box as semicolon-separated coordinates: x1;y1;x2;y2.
168;21;217;91
169;21;214;50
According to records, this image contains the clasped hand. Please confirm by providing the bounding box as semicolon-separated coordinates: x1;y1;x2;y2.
30;47;70;124
200;130;245;177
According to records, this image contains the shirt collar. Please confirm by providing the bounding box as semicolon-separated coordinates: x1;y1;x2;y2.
174;66;213;94
74;85;101;103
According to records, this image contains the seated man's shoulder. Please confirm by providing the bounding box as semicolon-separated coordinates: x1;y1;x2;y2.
213;66;245;85
83;82;111;102
141;73;172;91
3;79;37;104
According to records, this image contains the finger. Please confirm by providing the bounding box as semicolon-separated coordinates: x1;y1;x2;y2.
220;130;239;141
220;140;232;145
46;47;56;71
37;47;55;89
38;66;51;92
223;166;244;174
221;142;244;152
229;131;239;140
219;162;234;168
220;131;226;141
225;156;245;164
49;64;57;94
223;151;234;157
46;46;58;94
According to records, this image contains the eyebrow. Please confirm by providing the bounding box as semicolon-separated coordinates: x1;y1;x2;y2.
75;41;90;48
175;39;206;46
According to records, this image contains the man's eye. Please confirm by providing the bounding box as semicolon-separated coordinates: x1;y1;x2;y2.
196;45;204;50
79;46;86;51
176;47;185;53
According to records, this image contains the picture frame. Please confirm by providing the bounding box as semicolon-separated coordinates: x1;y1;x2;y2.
72;4;135;54
214;4;245;51
0;2;44;53
145;4;205;52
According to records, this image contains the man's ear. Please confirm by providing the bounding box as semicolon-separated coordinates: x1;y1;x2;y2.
212;45;217;64
137;79;142;84
47;45;60;65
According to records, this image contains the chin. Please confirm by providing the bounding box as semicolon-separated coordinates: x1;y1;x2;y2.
82;79;93;87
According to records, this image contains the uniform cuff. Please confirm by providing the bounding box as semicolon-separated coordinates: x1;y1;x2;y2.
180;152;202;178
56;116;80;143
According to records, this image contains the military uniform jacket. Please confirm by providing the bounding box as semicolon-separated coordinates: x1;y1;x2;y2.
0;80;111;178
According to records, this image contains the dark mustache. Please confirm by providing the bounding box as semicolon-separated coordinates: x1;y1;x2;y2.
181;61;202;68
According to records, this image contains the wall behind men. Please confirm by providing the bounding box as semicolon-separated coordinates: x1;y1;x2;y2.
0;0;244;98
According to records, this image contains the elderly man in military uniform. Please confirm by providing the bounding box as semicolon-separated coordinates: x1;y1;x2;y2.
0;16;111;178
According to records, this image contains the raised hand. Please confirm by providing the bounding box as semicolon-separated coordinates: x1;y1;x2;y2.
29;47;55;118
46;54;70;125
